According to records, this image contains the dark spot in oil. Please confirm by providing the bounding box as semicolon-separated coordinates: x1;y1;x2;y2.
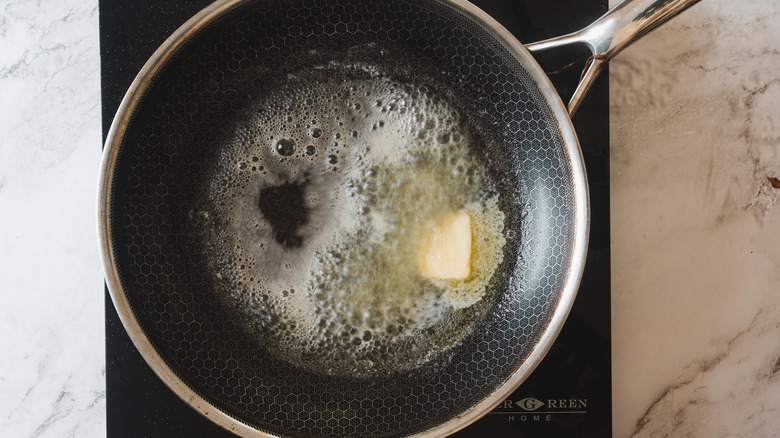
258;181;309;248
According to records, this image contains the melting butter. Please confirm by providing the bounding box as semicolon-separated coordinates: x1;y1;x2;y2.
419;211;472;280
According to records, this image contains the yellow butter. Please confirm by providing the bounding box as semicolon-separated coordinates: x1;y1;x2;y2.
419;211;472;280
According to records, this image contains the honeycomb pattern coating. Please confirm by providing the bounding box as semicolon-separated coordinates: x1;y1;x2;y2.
108;0;576;436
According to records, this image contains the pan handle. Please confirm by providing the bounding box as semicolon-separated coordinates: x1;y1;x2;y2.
524;0;702;116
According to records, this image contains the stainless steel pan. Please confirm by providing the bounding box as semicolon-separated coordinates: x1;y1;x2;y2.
98;0;700;436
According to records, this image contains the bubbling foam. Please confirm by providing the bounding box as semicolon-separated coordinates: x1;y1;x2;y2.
206;63;506;376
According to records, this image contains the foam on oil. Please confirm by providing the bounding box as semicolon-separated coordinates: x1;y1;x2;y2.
207;63;506;376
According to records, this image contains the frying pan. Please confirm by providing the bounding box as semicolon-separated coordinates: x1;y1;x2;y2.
98;0;700;436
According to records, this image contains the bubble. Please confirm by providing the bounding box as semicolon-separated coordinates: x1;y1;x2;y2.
275;138;297;156
310;128;322;138
327;155;339;164
305;145;316;155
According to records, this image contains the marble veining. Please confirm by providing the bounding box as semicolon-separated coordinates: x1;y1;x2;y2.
631;305;780;437
610;0;780;436
1;0;779;437
0;0;105;437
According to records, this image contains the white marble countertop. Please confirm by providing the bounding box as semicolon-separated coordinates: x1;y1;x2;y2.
1;0;778;436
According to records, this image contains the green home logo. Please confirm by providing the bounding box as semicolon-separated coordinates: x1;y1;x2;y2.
489;397;589;422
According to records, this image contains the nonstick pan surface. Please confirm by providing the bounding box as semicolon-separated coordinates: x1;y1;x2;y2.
99;0;590;436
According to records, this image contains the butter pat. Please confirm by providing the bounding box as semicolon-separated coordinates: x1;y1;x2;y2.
419;211;472;280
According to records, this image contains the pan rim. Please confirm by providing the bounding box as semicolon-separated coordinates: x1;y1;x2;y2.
96;0;590;436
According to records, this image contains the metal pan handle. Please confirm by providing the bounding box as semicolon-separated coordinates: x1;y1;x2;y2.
525;0;702;115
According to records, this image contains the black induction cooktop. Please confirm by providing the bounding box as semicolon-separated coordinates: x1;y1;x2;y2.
101;1;611;437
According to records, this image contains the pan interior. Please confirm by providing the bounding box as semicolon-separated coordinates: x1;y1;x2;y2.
205;62;509;378
107;0;577;436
